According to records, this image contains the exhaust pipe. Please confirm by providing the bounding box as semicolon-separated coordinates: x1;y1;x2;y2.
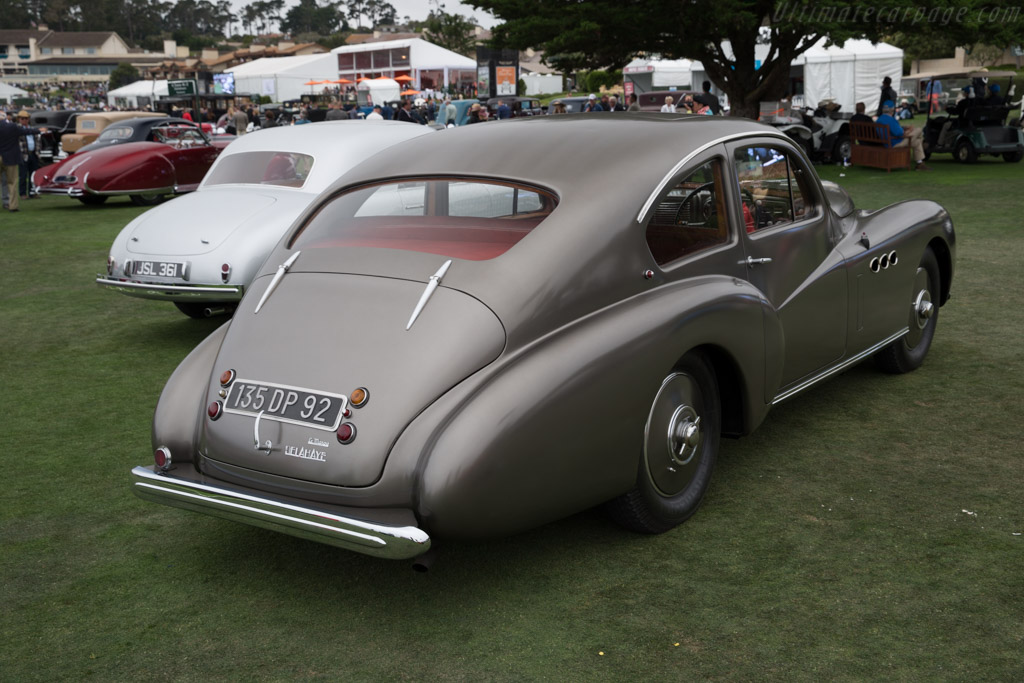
412;547;437;573
202;306;231;318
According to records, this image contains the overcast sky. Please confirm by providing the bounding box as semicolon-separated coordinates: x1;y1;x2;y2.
230;0;499;31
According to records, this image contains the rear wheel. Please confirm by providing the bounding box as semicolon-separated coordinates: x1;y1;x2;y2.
955;139;978;163
606;351;721;533
875;248;941;374
1003;151;1023;163
834;135;851;162
129;192;166;207
77;195;107;205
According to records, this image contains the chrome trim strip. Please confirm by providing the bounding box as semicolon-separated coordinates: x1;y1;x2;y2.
406;259;452;330
131;466;431;559
254;250;301;314
82;175;176;197
95;277;241;299
638;130;797;224
771;328;909;405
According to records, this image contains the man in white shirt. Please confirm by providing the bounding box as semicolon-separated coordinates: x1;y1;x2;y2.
366;105;384;120
660;95;677;113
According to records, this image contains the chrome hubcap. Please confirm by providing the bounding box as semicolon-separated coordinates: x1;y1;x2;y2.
645;373;704;496
905;266;933;347
668;406;701;466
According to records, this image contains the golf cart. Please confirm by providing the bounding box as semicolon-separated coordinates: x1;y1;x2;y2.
916;69;1024;163
758;99;852;163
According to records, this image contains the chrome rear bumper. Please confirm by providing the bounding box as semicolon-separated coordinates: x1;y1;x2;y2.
96;277;241;302
131;466;431;560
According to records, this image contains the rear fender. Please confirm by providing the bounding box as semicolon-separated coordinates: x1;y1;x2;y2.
152;322;230;463
388;275;781;539
92;154;176;194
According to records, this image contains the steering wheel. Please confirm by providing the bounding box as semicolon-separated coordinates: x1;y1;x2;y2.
674;181;717;225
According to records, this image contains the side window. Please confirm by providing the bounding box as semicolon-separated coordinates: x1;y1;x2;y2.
645;159;728;266
734;146;810;233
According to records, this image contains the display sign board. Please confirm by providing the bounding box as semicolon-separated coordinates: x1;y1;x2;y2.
168;79;198;96
495;66;516;96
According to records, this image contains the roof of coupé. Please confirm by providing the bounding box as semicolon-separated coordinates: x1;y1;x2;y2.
330;114;780;212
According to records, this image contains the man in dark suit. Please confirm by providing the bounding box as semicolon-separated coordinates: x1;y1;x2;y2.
17;110;41;200
0;113;42;212
694;81;722;114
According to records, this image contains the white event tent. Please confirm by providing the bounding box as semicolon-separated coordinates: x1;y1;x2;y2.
332;38;477;92
1;82;30;104
107;79;169;108
227;53;339;102
627;38;903;114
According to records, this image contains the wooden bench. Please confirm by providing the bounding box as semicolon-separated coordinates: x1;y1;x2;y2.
849;121;912;172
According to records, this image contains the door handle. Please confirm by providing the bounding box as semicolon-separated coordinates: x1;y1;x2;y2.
741;256;773;267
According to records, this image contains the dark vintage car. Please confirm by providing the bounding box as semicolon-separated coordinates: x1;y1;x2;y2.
131;114;955;568
483;96;543;118
24;109;99;164
638;90;700;111
33;120;232;206
73;117;221;154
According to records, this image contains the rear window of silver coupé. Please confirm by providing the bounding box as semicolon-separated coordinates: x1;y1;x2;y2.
204;150;316;189
290;178;559;261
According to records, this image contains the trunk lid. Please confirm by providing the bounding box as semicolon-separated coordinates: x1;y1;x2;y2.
127;189;279;255
200;271;505;487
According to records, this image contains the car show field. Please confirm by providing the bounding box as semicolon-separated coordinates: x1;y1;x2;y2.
1;152;1022;679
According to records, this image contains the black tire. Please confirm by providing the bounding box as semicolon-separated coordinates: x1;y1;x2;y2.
875;248;940;374
129;193;166;207
834;135;851;163
174;302;208;319
606;351;721;534
1003;151;1023;163
77;195;107;205
955;139;977;163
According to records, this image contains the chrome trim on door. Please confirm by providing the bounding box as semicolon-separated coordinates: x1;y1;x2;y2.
771;328;909;405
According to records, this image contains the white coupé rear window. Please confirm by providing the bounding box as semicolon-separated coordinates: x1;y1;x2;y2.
204;151;315;188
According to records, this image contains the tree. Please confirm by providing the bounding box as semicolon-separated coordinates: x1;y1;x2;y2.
424;6;476;57
472;0;1024;118
108;62;140;90
281;0;346;36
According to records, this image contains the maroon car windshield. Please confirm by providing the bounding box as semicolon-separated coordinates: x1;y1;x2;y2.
290;178;558;261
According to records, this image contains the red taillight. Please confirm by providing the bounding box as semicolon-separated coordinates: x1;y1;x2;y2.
107;256;115;276
337;423;356;444
154;446;172;470
220;263;231;283
208;401;223;420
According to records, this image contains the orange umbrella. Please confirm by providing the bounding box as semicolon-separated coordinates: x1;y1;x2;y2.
356;77;371;82
394;75;414;82
303;79;328;86
331;78;353;84
400;89;420;96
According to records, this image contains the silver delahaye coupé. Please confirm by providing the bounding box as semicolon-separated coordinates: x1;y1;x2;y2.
131;114;955;567
97;121;434;318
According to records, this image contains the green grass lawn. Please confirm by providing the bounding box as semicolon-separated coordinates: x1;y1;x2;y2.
1;155;1022;680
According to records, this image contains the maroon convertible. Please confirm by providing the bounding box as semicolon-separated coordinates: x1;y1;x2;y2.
34;120;232;206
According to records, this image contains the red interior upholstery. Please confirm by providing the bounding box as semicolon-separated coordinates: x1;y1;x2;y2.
301;216;538;260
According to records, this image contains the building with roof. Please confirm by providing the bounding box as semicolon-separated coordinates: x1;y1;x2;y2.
1;28;169;83
332;38;477;93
